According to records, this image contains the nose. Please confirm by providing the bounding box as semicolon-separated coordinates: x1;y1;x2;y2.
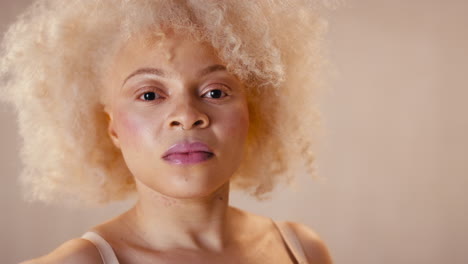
167;97;210;130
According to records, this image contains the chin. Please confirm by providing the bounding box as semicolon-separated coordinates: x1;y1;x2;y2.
142;171;230;199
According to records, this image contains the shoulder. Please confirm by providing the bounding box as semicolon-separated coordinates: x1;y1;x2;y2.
19;238;102;264
286;221;334;264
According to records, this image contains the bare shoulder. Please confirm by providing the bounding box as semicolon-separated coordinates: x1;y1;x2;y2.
287;221;334;264
19;238;102;264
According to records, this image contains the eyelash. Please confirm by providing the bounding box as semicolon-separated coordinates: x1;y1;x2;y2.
137;86;230;101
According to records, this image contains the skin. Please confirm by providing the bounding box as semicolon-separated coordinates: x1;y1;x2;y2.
20;31;333;264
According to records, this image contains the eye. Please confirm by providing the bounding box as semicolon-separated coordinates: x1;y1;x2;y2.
138;91;162;101
202;88;229;99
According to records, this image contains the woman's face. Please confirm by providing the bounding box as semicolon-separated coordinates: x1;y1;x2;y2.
103;32;249;199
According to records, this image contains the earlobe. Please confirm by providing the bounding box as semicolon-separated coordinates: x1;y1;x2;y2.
104;111;121;149
108;125;121;149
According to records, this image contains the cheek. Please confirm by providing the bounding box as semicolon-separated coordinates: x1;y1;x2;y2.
114;109;150;149
221;104;250;144
217;104;250;174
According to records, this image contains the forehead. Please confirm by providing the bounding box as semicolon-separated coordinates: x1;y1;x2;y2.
113;31;223;77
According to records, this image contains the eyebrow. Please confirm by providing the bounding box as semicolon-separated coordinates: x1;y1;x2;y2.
122;64;227;86
198;64;227;78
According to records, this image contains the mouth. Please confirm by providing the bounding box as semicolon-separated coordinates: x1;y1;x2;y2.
162;151;214;165
162;141;214;165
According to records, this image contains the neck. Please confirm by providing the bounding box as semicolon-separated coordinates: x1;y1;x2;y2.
127;179;234;252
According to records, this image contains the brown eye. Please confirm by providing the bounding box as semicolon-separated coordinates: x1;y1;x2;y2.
143;92;156;100
139;91;161;101
203;89;228;99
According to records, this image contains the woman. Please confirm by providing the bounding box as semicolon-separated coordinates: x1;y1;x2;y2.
1;0;333;263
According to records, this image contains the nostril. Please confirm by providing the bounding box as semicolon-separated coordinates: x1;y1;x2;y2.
171;121;182;127
194;120;204;126
169;118;207;130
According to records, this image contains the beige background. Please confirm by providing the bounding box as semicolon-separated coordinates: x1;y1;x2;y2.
1;1;467;263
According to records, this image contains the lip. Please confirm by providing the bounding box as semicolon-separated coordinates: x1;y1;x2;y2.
162;141;214;165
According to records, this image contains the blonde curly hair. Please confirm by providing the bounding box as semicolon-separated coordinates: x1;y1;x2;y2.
0;0;329;206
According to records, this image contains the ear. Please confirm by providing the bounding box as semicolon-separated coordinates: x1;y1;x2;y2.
104;110;121;149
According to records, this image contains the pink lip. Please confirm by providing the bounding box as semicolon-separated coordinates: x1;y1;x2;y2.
162;141;214;165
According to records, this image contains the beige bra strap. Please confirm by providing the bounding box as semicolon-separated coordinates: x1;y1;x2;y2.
274;221;308;264
81;232;120;264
